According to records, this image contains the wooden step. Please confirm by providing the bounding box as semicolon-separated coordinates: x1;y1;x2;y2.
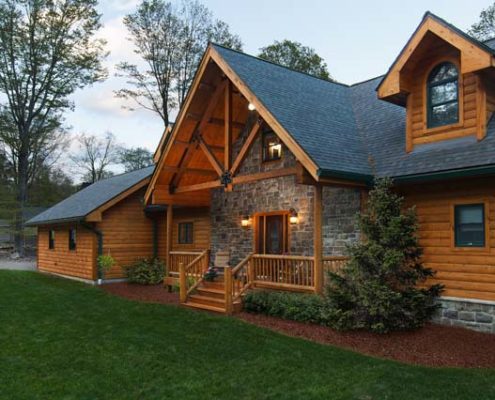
183;301;226;313
201;280;225;290
196;287;225;299
188;294;225;308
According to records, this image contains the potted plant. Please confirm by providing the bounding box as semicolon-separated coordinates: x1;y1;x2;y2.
203;266;219;282
97;254;115;285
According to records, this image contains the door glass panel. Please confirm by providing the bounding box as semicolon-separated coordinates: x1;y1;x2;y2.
265;215;284;254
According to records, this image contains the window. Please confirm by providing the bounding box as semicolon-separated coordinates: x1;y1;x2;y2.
255;212;289;254
48;230;55;250
262;131;282;161
454;204;485;247
427;62;459;128
68;228;77;251
178;222;193;244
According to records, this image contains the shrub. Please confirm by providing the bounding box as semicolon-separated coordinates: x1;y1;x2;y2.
324;178;443;333
244;290;325;324
97;254;115;279
124;258;165;285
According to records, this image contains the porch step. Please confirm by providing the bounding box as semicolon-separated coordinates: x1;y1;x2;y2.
196;287;225;299
183;301;226;314
188;294;225;308
201;280;225;290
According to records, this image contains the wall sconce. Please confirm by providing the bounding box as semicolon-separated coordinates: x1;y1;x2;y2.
248;103;256;111
241;215;251;227
289;208;298;224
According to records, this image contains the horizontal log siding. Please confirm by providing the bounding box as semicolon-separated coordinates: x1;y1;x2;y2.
96;189;154;279
37;225;96;280
172;208;211;251
402;178;495;301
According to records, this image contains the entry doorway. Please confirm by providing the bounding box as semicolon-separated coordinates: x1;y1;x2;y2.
254;212;289;254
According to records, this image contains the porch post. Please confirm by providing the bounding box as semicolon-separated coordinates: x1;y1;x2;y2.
166;204;173;270
314;185;323;294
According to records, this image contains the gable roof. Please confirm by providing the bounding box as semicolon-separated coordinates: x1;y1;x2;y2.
27;166;154;226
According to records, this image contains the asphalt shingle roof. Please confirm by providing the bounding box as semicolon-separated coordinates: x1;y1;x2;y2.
27;166;154;226
212;14;495;182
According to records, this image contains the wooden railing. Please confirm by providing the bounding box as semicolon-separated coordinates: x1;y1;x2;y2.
225;254;253;313
322;256;349;274
179;250;209;303
169;251;204;275
251;254;315;292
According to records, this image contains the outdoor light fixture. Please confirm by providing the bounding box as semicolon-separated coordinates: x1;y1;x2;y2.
289;208;299;224
241;215;251;227
248;103;256;111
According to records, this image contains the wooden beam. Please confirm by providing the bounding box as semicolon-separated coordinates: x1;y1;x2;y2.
197;134;224;176
173;180;222;193
225;80;232;171
314;185;323;294
186;113;244;130
232;167;297;185
171;140;199;189
175;140;224;152
161;165;217;176
230;118;262;176
166;204;173;275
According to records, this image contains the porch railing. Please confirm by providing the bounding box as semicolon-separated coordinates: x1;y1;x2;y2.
224;253;253;313
179;249;209;303
169;251;204;275
322;256;349;274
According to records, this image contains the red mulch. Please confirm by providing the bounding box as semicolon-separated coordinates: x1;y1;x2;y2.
102;283;495;368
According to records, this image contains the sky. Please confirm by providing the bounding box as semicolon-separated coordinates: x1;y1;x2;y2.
65;0;494;166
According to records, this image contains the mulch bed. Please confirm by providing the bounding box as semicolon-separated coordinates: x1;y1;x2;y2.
102;283;495;368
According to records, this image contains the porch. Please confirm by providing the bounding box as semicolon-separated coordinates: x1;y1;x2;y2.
168;250;348;314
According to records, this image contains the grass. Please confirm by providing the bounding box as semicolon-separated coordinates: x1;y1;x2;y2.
1;271;495;400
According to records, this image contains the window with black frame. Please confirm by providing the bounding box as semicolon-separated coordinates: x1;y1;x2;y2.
49;230;55;250
68;228;77;251
427;62;459;128
454;204;485;247
262;131;282;162
178;222;193;245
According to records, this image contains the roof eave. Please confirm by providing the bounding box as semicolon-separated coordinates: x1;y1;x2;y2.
393;164;495;184
25;216;87;227
317;168;373;184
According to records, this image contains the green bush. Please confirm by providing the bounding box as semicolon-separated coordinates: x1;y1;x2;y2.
243;290;325;324
123;258;165;285
97;254;115;278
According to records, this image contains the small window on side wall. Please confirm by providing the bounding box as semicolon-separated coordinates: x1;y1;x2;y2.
68;228;77;251
262;131;282;162
427;62;459;128
48;230;55;250
178;222;193;245
454;204;485;247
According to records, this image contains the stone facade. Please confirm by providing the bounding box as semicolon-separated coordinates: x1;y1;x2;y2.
433;298;495;334
210;127;362;266
322;187;361;255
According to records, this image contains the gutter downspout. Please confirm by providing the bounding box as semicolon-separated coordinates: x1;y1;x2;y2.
81;222;103;284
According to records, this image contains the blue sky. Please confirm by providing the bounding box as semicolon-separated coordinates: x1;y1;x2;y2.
65;0;494;159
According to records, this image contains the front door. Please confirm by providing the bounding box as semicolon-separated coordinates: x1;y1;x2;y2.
256;212;289;254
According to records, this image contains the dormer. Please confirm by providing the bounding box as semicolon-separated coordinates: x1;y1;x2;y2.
377;12;495;152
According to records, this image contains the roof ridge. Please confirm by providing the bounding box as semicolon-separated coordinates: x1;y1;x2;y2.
350;74;385;87
210;42;350;88
89;165;155;186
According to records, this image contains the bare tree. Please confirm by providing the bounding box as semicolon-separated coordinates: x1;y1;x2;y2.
469;3;495;40
115;0;242;127
71;133;119;184
0;0;107;253
119;147;154;172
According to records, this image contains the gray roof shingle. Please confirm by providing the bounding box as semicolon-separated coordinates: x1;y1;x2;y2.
27;166;154;226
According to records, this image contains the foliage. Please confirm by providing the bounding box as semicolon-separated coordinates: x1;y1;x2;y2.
203;266;218;282
115;0;242;126
124;258;165;284
244;290;326;324
324;178;443;333
119;147;154;172
28;166;76;207
0;0;107;253
97;254;116;278
70;133;119;183
258;40;332;80
468;3;495;40
2;272;493;399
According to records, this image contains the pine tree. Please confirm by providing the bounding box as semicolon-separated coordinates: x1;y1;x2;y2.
324;178;443;333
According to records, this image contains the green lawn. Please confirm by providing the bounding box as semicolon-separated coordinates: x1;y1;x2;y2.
1;272;495;400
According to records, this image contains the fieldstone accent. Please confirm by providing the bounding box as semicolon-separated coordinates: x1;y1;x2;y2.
322;186;361;255
433;298;495;334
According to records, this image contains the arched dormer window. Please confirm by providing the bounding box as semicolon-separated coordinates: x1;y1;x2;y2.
427;62;459;128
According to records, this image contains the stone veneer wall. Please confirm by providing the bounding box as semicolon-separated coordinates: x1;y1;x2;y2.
433;298;495;334
322;186;361;255
210;125;362;266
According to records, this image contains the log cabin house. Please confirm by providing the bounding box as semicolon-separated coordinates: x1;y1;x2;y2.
29;12;495;332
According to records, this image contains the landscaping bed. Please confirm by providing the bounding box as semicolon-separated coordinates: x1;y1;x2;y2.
103;282;495;368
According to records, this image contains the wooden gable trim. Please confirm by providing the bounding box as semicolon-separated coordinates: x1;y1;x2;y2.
230;118;263;176
209;46;320;181
153;125;172;164
85;177;151;222
378;14;495;101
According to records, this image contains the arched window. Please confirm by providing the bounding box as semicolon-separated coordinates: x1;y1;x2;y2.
427;62;459;128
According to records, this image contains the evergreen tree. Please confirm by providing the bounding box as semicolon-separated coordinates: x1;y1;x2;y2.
324;178;443;333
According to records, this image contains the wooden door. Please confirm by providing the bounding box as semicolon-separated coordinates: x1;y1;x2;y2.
255;212;289;254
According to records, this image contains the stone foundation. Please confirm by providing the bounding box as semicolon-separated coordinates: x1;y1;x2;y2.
433;297;495;334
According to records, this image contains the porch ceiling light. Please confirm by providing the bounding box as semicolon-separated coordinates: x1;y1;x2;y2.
248;103;256;111
289;208;298;225
241;215;251;227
